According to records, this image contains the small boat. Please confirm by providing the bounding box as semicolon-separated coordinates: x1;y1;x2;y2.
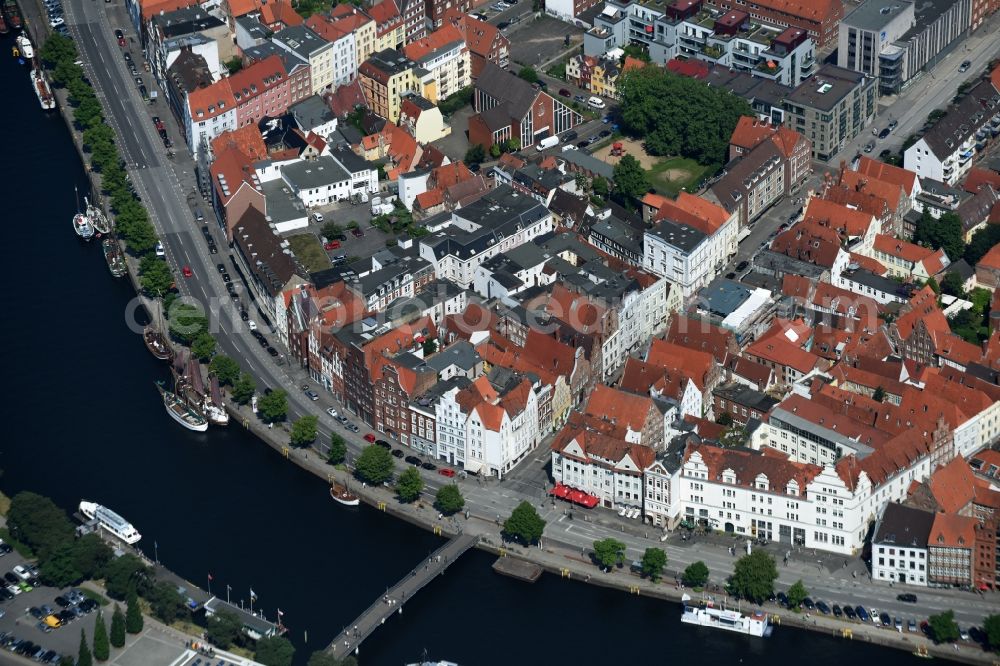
72;187;94;241
330;482;360;506
680;598;772;637
155;380;208;432
31;68;55;111
102;237;127;278
78;501;142;544
15;34;31;60
143;325;171;360
86;198;111;234
4;0;21;31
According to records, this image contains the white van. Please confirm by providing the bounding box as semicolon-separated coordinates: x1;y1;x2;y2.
587;96;606;109
537;135;560;150
155;241;165;258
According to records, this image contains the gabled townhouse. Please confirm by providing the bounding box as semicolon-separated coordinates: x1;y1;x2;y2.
368;0;405;51
728;116;811;191
643;214;728;300
802;197;880;253
398;95;451;143
767;218;851;283
326;5;377;66
469;63;582;151
184;78;237;156
273;25;338;94
665;315;739;367
148;6;228;90
581;384;665;450
434;374;539;477
870;502;935;586
904;74;1000;186
712;383;778;427
869;234;949;281
711;139;786;229
646;338;721;412
443;11;508;78
242;41;312;107
395;0;427;44
743;318;826;389
207;125;267;237
359;49;435;123
302;14;359;89
837;169;910;237
230;206;303;320
550;425;655;511
620;357;703;422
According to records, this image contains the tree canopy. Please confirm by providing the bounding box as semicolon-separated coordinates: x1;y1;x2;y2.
232;373;256;405
983;613;1000;651
640;547;667;582
289;414;318;447
209;355;241;386
503;501;546;545
148;581;187;624
139;255;174;297
517;66;539;84
93;611;110;661
258;390;288;424
964;224;1000;265
612;154;651;203
618;67;752;166
327;433;347;465
125;583;144;633
435;485;465;515
110;605;126;648
255;636;295;666
395;467;424;503
728;551;778;603
103;554;150;600
786;580;808;610
206;609;242;648
77;629;93;666
354;444;394;485
191;332;217;361
7;491;75;560
928;610;960;643
593;538;627;571
913;211;964;262
682;561;709;587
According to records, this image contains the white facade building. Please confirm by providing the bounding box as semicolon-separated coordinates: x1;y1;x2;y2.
280;156;353;207
550;428;653;510
643;219;723;300
870;503;933;586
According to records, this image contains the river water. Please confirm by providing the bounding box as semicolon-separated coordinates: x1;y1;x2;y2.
0;41;922;666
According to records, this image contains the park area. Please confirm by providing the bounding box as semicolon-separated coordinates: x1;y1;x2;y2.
591;137;712;197
286;233;331;273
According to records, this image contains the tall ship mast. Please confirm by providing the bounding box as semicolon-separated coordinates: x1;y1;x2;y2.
72;187;95;241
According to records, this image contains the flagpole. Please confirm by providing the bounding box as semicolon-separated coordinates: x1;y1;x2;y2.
250;589;254;615
226;584;231;605
207;575;212;596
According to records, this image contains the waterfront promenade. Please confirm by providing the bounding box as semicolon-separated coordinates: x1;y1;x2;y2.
29;0;1000;658
327;534;477;660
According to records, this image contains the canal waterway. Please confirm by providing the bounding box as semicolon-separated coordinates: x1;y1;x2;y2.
0;40;923;666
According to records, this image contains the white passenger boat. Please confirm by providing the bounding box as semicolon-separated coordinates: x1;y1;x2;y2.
78;501;142;544
680;598;772;637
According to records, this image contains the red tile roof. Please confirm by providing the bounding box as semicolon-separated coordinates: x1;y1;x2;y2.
685;441;824;495
551;424;655;473
961;167;1000;194
855;156;918;197
210;124;268;161
665;315;736;365
583;384;656;435
646;338;716;390
227;55;288;105
929;457;978;514
665;58;710;79
729;116;777;152
978;242;1000;271
187;78;236;121
403;24;465;61
260;0;302;27
873;234;942;265
804;197;875;238
929;512;977;549
771;219;843;268
840;170;904;214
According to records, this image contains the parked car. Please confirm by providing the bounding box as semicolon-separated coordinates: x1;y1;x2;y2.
392;449;405;458
843;605;856;619
832;604;843;617
304;389;319;401
802;597;815;610
587;96;606;109
878;127;891;139
324;240;341;250
879;612;891;627
438;468;456;477
775;591;788;607
563;130;578;141
364;434;377;443
907;619;917;632
351;227;364;238
887;119;898;130
346;423;360;433
896;593;917;603
855;606;869;622
864;141;875;153
404;455;421;466
558;88;571;97
421;461;437;471
816;601;831;615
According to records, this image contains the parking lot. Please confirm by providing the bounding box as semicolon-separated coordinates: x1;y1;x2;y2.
508;15;584;68
292;204;395;265
0;548;101;664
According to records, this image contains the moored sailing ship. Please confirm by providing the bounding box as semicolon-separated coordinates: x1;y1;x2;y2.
102;237;126;278
155;380;208;432
86;198;111;234
32;68;54;111
143;325;172;360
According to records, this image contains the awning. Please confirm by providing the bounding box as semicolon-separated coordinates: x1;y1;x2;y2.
550;483;570;499
463;461;482;474
566;488;599;508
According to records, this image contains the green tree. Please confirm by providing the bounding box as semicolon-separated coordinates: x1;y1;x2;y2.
517;66;539;84
125;583;144;634
327;433;347;464
925;276;941;295
983;613;1000;651
307;653;358;666
71;534;113;580
78;629;93;666
191;332;217;361
205;609;242;648
502;501;546;545
786;579;808;610
717;425;749;448
258;389;289;424
592;175;609;199
103;555;150;599
618;67;752;166
224;56;243;74
964;225;1000;265
354;444;394;485
395;467;424;503
940;271;966;297
435;485;464;515
592;538;626;571
255;636;295;666
232;373;256;405
7;491;75;559
437;86;473;116
123;220;159;255
39;543;83;587
168;303;209;345
489;144;501;159
464;144;486;167
640;547;667;581
321;221;343;240
612;154;651;203
928;610;960;643
110;605;126;648
715;412;733;426
872;386;886;403
148;581;187;624
209;355;241;386
729;551;778;603
913;211;964;262
290;414;318;447
93;611;110;661
682;561;709;587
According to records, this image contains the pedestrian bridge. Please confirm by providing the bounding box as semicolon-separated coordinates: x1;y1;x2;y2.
327;533;478;659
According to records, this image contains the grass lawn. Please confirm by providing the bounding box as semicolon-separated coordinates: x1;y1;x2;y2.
648;157;714;197
0;528;34;558
81;587;110;606
0;490;10;516
287;233;331;273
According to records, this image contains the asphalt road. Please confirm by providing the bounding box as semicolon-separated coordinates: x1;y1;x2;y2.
62;0;1000;632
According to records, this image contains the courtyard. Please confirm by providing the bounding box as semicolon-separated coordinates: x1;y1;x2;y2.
591;137;713;197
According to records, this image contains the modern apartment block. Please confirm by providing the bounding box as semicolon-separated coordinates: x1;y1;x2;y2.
838;0;972;96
